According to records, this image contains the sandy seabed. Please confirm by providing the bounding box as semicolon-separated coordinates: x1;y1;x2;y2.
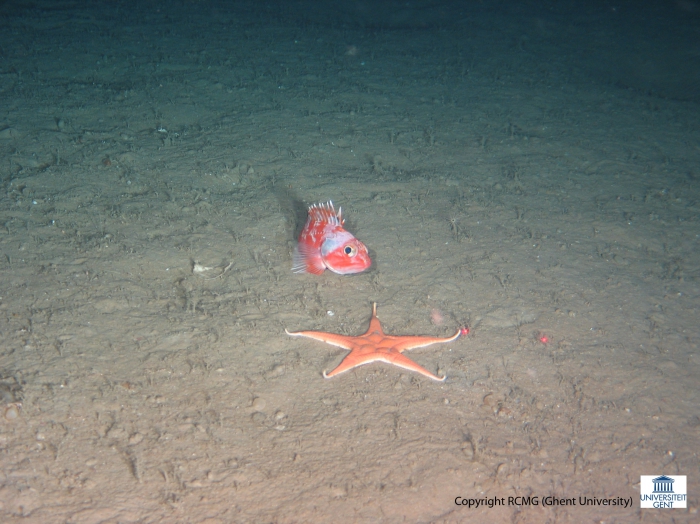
0;1;699;522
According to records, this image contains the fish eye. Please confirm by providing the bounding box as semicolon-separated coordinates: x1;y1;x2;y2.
344;245;357;256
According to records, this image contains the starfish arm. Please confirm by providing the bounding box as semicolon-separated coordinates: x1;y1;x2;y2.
322;353;385;378
385;352;447;382
365;316;384;337
390;330;462;352
285;329;355;350
323;351;446;382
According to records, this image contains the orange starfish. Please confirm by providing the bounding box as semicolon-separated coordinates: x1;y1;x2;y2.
285;303;467;381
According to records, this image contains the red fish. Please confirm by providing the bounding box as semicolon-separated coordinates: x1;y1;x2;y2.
293;201;371;275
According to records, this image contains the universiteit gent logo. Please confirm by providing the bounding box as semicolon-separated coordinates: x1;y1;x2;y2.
640;475;687;509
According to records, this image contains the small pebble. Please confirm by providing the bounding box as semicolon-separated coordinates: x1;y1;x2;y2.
251;397;266;412
267;364;285;377
4;404;20;420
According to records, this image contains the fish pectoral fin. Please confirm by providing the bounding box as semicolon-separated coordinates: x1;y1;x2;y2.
292;243;326;274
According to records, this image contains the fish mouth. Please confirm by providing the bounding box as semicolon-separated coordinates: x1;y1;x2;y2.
327;258;372;275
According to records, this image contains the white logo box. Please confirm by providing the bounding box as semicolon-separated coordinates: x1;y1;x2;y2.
640;475;687;509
